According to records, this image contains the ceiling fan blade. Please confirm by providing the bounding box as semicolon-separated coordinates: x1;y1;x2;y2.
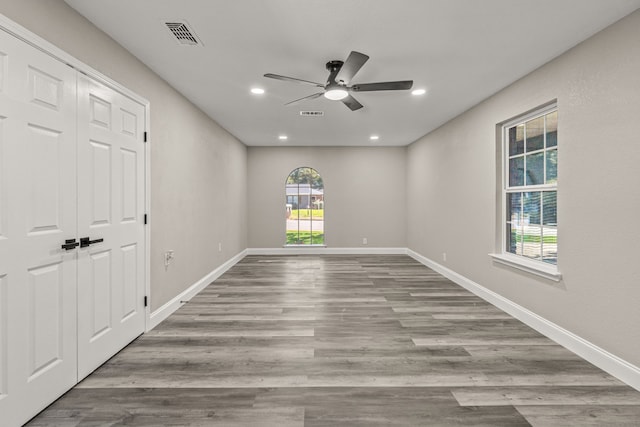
264;73;324;87
351;80;413;91
341;94;363;111
334;51;369;84
285;92;325;106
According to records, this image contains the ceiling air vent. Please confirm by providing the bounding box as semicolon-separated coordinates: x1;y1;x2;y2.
299;111;324;117
164;21;202;46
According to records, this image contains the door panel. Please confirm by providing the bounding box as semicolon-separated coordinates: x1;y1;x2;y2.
0;52;6;90
0;48;7;409
26;124;64;235
121;243;138;320
28;66;63;111
89;139;112;226
0;29;77;427
0;118;6;241
0;273;7;399
88;249;112;341
121;148;137;223
27;262;64;379
89;93;111;129
120;108;137;137
77;75;145;380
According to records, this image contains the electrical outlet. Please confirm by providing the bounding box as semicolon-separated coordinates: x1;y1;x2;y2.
442;252;447;262
218;242;222;252
165;250;174;267
362;237;368;245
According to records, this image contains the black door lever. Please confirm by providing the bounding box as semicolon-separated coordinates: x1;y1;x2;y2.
61;239;79;251
80;237;104;248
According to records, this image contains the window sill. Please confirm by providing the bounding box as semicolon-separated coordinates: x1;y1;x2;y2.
489;253;562;282
283;244;327;248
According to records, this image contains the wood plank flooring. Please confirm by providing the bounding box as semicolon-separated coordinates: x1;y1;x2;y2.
27;255;640;426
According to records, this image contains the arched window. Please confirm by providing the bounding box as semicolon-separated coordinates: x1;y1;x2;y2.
285;167;324;245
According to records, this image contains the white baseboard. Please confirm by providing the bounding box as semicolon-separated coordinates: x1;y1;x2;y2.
407;249;640;392
147;249;247;331
247;247;407;256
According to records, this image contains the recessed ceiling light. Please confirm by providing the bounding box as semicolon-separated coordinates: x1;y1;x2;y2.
278;135;288;140
251;87;265;94
370;135;379;141
411;89;426;96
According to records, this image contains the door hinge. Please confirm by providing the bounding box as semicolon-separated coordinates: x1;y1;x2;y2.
143;131;148;142
144;213;148;225
144;296;148;307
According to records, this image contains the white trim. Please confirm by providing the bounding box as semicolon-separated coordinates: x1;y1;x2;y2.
247;247;407;256
489;253;561;281
147;249;247;331
501;102;558;130
407;249;640;392
143;106;151;327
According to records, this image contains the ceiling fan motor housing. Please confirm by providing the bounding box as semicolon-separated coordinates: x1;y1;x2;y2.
326;60;345;84
326;60;344;72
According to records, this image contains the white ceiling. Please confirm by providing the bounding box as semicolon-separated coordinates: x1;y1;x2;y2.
64;0;640;147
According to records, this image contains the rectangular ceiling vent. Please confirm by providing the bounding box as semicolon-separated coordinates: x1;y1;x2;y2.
164;21;202;46
299;111;324;117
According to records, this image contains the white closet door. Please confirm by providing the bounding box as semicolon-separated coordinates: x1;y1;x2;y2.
0;30;78;427
76;75;146;379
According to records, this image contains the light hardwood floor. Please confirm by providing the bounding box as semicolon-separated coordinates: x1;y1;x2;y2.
27;255;640;426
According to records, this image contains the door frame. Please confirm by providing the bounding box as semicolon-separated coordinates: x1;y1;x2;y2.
0;13;152;328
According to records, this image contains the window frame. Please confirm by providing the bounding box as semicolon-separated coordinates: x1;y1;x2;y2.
491;103;562;281
284;167;326;247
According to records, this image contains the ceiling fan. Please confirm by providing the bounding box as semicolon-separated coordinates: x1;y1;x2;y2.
264;51;413;111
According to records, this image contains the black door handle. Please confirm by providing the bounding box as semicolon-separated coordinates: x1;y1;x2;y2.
61;239;79;251
80;237;104;248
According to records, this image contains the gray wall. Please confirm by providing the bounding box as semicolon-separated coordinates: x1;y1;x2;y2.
407;10;640;366
248;147;406;248
0;0;248;310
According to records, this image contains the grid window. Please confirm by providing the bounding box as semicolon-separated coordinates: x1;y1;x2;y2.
285;167;324;245
504;108;557;265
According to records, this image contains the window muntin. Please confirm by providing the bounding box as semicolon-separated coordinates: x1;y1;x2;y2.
504;108;557;265
285;167;324;245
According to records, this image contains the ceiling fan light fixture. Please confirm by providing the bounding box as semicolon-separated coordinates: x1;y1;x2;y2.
264;50;412;111
412;88;426;96
324;88;348;101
